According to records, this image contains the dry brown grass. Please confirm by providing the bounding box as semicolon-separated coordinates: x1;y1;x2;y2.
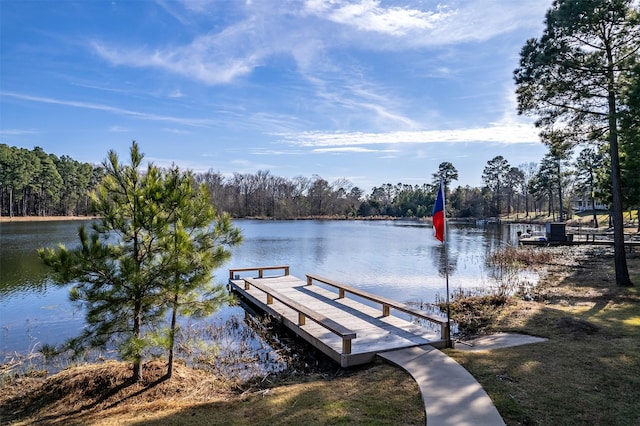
0;359;424;425
0;360;235;425
487;245;556;269
444;245;566;336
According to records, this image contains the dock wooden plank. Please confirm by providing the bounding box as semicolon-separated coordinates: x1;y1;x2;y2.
229;272;447;366
250;275;441;343
243;277;356;343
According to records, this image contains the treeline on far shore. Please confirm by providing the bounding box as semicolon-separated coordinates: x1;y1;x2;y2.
0;143;608;221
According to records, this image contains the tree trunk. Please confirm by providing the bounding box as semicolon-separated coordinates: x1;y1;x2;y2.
132;297;143;382
9;187;13;217
557;162;564;222
606;62;633;286
587;168;599;228
167;294;179;380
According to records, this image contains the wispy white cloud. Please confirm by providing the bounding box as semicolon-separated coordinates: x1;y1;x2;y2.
302;0;548;47
303;0;452;36
108;125;130;133
279;122;540;147
2;92;214;127
162;128;192;135
361;102;419;129
174;0;220;14
90;38;262;86
312;146;397;153
250;148;305;156
304;79;421;130
0;128;38;135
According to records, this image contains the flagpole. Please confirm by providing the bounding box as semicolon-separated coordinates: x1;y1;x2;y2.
442;182;452;348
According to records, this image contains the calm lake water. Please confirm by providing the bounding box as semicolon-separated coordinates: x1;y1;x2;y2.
0;219;540;358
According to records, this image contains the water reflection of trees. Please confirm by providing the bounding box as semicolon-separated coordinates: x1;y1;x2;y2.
0;252;52;296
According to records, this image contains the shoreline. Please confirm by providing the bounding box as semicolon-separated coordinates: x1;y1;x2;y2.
1;215;636;235
0;215;99;223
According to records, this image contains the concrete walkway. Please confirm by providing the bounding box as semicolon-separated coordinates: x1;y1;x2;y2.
378;333;547;425
454;332;547;352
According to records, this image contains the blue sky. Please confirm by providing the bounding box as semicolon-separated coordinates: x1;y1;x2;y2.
1;0;553;192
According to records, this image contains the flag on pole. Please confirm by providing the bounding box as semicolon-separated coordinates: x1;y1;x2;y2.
433;180;452;347
432;181;445;242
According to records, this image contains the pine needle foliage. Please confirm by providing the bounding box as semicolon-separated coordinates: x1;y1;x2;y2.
39;142;242;381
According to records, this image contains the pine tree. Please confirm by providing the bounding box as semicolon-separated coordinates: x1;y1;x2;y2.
39;142;242;381
514;0;639;286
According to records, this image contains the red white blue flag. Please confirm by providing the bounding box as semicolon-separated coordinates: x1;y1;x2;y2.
432;181;445;242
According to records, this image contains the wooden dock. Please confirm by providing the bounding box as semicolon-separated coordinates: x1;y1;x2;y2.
520;238;640;247
228;266;450;367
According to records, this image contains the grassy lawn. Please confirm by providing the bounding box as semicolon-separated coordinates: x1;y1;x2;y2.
447;248;640;425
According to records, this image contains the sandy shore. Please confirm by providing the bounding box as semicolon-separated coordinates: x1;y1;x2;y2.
0;215;99;223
